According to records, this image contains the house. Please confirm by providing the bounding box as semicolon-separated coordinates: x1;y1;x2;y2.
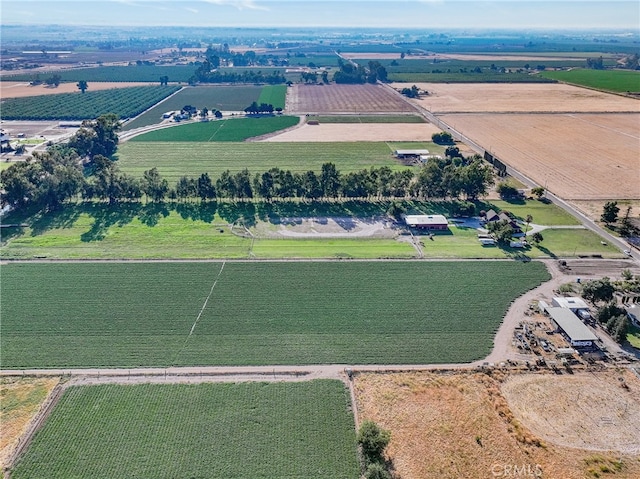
404;214;449;230
484;209;523;235
546;307;598;348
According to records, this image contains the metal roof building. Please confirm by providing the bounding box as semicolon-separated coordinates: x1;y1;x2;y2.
547;307;598;347
552;297;589;311
404;214;449;230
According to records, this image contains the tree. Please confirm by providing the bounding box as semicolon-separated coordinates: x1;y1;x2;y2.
525;214;533;234
531;186;545;199
364;463;392;479
495;182;519;199
68;113;120;160
214;110;223;119
142;167;169;202
197;173;216;201
159;75;169;86
431;131;454;145
531;231;544;243
320;162;341;198
601;201;619;225
357;420;391;466
200;107;209;120
487;219;514;245
77;80;88;93
581;277;615;304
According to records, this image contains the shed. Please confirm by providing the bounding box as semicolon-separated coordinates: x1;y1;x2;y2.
404;214;448;230
547;307;598;348
393;149;430;159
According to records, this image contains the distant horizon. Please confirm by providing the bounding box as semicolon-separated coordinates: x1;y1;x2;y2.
2;1;639;30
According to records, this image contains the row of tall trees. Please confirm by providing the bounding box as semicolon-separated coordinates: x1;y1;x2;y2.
1;154;494;210
333;59;388;84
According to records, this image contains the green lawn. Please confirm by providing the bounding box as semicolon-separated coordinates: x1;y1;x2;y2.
129;115;299;142
10;381;359;479
530;228;619;258
251;238;416;258
0;261;550;368
117;141;408;183
539;69;640;93
480;199;581;226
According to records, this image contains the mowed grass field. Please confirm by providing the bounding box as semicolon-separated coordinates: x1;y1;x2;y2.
540;68;640;93
129;115;299;142
10;381;359;479
0;261;550;368
117;141;407;182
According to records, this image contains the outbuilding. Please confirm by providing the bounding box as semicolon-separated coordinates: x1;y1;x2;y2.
551;296;591;319
404;214;449;230
393;149;430;159
547;307;598;349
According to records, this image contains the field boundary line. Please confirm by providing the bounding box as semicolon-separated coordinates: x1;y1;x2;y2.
171;261;226;365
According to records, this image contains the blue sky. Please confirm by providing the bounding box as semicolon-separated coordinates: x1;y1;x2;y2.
2;0;639;29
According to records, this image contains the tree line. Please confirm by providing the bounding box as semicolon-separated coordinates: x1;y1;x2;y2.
1;151;494;211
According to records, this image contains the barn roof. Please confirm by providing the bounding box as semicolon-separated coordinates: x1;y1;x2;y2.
404;215;448;226
547;307;598;343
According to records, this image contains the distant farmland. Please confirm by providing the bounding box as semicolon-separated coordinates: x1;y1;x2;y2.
129;115;299;142
540;68;640;93
0;261;549;368
0;65;196;83
10;381;359;479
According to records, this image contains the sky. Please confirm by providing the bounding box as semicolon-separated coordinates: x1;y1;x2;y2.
1;0;639;30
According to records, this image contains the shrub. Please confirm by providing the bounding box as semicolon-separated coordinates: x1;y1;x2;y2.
358;420;391;465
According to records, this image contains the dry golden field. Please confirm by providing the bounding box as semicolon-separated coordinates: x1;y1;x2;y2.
262;122;440;142
400;82;639;113
439;113;640;200
354;371;640;479
286;83;415;114
0;81;155;98
0;377;59;468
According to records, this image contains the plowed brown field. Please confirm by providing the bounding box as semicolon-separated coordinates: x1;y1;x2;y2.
440;113;640;199
400;82;639;113
287;83;415;114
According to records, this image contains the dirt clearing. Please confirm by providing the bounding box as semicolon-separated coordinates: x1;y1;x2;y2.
261;122;440;142
355;371;640;479
0;81;156;98
502;370;640;454
286;83;416;114
0;377;59;468
398;82;639;113
439;113;640;200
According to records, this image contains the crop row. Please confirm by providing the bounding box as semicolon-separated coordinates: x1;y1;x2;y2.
11;381;359;479
0;261;550;368
0;85;180;120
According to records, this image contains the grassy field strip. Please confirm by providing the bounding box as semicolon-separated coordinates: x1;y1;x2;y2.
0;261;550;368
9;381;360;479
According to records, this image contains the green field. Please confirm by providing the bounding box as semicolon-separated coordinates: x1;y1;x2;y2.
130;115;299;142
117;141;410;182
309;115;426;123
539;68;640;93
10;381;359;479
0;261;549;368
258;84;287;109
628;324;640;350
388;72;555;83
0;86;180;120
480;199;581;226
122;85;264;130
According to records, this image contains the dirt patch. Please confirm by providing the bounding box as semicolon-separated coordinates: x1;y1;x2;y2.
0;377;59;468
355;371;640;479
570;200;640;225
400;83;639;113
502;370;640;454
252;217;398;238
261;122;441;142
439;113;640;200
287;83;416;114
0;81;156;98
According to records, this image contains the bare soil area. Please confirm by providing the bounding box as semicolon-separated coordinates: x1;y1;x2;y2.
571;200;640;225
502;370;640;454
0;81;155;98
355;371;640;479
286;83;416;114
261;122;440;142
252;217;398;238
0;377;59;468
399;83;639;113
439;113;640;200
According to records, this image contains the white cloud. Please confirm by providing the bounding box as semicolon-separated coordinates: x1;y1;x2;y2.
185;7;199;12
